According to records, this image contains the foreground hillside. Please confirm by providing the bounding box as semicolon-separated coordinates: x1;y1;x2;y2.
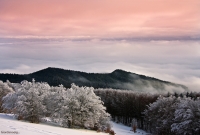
0;113;147;135
0;67;188;93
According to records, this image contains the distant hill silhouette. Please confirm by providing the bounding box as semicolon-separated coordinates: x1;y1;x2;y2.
0;67;188;93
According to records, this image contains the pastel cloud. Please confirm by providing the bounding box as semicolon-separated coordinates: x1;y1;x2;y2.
0;0;200;92
0;0;199;38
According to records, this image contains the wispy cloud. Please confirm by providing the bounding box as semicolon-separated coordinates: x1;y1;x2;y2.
0;37;200;92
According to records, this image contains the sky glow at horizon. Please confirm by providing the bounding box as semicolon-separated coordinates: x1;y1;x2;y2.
0;0;200;91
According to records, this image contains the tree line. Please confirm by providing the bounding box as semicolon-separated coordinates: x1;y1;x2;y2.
1;80;200;135
95;88;200;135
94;88;157;128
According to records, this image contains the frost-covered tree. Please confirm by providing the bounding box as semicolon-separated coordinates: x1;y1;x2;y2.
0;80;14;112
171;97;200;135
144;95;200;135
44;84;66;120
2;92;17;112
2;80;110;128
143;95;179;134
51;84;110;128
2;79;49;123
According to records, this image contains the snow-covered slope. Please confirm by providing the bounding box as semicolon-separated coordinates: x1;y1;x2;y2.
0;113;148;135
111;121;148;135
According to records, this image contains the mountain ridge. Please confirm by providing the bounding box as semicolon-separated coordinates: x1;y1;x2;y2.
0;67;188;93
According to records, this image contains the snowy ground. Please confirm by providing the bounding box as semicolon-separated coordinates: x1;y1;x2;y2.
111;121;148;135
0;113;148;135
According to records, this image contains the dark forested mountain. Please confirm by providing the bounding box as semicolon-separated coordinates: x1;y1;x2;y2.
0;67;188;93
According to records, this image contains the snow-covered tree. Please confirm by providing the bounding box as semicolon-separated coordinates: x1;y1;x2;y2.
44;84;67;121
2;80;110;128
171;97;200;135
143;95;179;134
51;84;110;128
0;80;14;112
2;92;17;112
2;79;50;123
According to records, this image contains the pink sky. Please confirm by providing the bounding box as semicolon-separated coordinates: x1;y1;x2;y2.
0;0;200;92
0;0;199;38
